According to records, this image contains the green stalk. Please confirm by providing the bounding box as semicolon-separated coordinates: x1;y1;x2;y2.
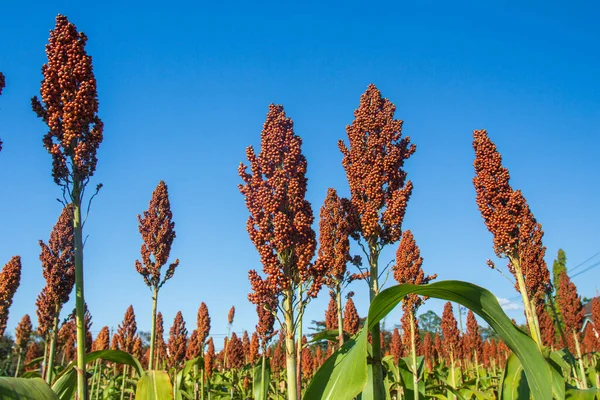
261;352;267;400
368;241;385;400
336;287;344;347
510;256;542;349
89;359;99;396
473;350;480;390
283;288;298;400
93;362;102;400
409;311;418;400
148;286;158;370
73;181;88;400
573;331;588;389
296;285;303;400
42;340;48;380
46;309;60;384
200;368;205;400
14;350;22;377
120;365;128;400
449;352;456;400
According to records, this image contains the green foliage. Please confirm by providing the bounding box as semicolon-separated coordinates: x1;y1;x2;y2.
552;249;567;288
419;310;442;335
136;370;173;400
0;377;59;399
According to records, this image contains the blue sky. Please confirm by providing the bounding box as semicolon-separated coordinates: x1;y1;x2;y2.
0;1;598;344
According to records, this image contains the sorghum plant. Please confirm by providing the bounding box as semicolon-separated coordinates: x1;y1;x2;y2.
441;302;461;395
343;296;360;335
473;130;550;348
557;271;587;388
167;311;188;370
239;104;323;400
38;205;74;383
135;180;179;369
463;310;483;381
315;188;354;346
14;314;32;377
338;84;415;399
32;14;103;398
393;230;436;400
0;256;22;337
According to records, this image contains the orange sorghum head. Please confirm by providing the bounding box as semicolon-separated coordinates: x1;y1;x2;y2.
343;297;360;335
472;130;550;302
32;14;103;184
93;326;110;351
117;305;137;353
228;306;235;326
197;302;211;350
135;181;179;289
15;314;32;350
339;84;415;245
557;272;584;351
0;256;22;336
441;302;460;354
167;311;188;369
239;104;319;303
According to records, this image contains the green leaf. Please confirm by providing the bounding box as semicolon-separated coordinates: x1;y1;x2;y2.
136;370;173;400
85;349;144;377
304;326;368;400
499;353;530;400
51;366;77;400
0;377;59;399
252;358;271;400
565;386;600;399
368;281;552;400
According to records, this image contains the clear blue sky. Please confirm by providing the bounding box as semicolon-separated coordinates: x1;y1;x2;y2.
0;1;599;343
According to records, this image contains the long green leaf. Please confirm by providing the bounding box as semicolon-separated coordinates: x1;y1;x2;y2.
304;326;368;400
136;370;173;400
0;377;59;399
252;358;271;400
368;281;552;400
499;353;530;400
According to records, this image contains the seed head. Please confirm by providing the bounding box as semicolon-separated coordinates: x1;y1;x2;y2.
473;130;550;302
93;326;110;351
339;84;415;245
15;314;32;351
186;330;200;360
0;256;22;336
24;342;42;372
239;104;318;303
390;328;403;362
135;181;179;289
39;205;74;307
557;272;584;351
226;332;244;369
228;306;235;326
325;294;338;331
537;303;556;349
205;338;215;379
463;310;482;361
32;14;103;185
249;332;259;364
167;311;188;369
117;305;137;353
441;302;460;353
196;302;210;351
256;301;276;349
315;188;352;287
343;297;360;335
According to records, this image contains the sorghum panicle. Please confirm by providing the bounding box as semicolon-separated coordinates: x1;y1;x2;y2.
239;104;319;303
0;256;22;336
135;181;179;288
343;297;360;335
325;294;338;331
15;314;32;350
339;84;415;245
226;332;244;369
197;302;210;351
31;14;103;184
167;311;188;369
205;338;215;379
93;326;110;351
441;302;461;354
557;272;584;350
117;305;137;353
390;328;403;362
463;310;483;361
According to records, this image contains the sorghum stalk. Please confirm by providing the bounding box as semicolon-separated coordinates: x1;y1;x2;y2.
135;181;179;370
336;290;343;347
45;305;60;384
409;311;418;400
283;289;298;400
32;14;104;399
339;85;415;399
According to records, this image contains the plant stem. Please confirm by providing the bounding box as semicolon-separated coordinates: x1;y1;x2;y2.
261;352;267;400
73;181;88;400
283;288;298;400
148;286;158;370
336;287;344;347
573;330;588;389
120;364;128;400
510;256;542;349
14;350;22;377
46;308;60;384
296;285;303;400
449;352;456;400
409;311;419;400
368;241;385;400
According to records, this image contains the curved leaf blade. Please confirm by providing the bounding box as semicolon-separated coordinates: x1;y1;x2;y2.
0;377;59;400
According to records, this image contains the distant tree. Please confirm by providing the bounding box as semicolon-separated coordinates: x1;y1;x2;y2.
552;249;567;288
418;310;441;335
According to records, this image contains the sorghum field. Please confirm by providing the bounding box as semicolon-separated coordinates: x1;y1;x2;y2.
0;7;599;400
